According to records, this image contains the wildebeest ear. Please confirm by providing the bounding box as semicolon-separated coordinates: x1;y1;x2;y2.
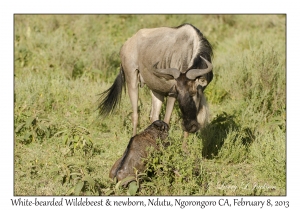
153;72;177;80
152;62;180;80
202;71;213;91
207;71;213;85
168;85;178;97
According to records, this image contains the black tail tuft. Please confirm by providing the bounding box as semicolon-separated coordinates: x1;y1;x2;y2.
98;67;125;116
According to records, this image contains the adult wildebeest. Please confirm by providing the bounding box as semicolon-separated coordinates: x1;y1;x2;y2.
98;23;213;136
109;120;169;183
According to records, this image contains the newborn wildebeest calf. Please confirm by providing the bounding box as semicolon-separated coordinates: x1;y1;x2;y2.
109;120;169;183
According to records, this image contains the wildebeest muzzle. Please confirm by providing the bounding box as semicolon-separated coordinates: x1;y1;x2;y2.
182;118;200;133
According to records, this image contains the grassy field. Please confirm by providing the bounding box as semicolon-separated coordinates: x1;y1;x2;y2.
14;14;286;196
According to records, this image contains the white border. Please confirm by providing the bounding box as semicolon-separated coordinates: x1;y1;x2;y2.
2;0;299;209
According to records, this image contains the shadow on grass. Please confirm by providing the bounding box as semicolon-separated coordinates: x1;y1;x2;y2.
198;112;254;159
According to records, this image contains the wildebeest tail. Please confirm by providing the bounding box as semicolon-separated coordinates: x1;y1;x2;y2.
98;66;125;116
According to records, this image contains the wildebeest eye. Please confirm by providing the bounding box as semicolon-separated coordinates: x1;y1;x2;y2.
198;77;207;87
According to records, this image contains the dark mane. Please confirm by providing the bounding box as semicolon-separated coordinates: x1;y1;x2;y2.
175;23;213;60
175;23;214;87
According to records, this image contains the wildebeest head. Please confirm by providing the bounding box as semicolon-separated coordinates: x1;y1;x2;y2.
154;56;213;133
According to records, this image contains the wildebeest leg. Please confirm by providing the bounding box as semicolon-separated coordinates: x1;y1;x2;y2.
150;90;164;123
183;131;189;138
164;96;176;125
126;70;139;135
182;133;189;153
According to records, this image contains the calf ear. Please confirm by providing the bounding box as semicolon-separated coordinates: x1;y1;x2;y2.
153;120;169;131
153;120;163;129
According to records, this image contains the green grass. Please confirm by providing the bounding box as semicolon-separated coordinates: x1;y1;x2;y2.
14;14;286;196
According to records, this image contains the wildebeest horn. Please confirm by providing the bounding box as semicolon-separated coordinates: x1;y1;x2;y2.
186;56;213;80
153;62;181;79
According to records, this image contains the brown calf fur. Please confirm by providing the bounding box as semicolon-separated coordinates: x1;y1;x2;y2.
109;120;169;183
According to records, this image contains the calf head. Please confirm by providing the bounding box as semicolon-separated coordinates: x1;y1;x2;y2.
109;120;169;184
145;120;169;141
